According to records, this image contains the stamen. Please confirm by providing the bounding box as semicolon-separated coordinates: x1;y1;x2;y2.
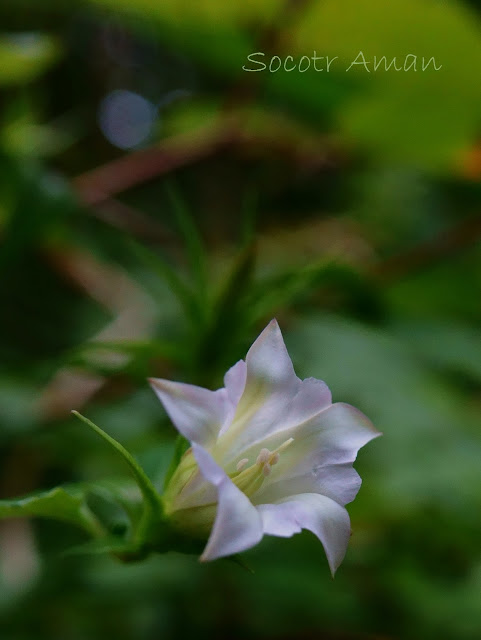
270;453;280;465
231;438;295;498
256;448;270;465
236;458;249;472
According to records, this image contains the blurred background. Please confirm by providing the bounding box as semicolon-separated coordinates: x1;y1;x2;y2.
1;0;481;638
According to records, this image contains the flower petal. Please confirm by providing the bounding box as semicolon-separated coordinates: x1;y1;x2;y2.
245;319;296;387
223;359;247;408
257;493;351;575
250;402;380;505
256;463;362;507
191;443;263;561
149;378;228;446
219;359;247;437
216;323;332;463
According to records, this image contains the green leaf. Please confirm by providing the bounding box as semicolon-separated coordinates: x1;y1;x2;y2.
86;478;144;528
0;486;102;536
291;0;481;170
126;237;199;324
192;245;256;378
240;186;258;248
166;184;208;304
247;259;332;320
87;0;282;30
69;338;187;375
211;244;256;330
62;536;143;560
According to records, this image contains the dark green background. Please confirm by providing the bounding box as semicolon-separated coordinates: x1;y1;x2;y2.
1;1;481;638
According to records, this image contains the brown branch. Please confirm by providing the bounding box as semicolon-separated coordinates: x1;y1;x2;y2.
71;1;327;210
72;123;237;206
91;198;174;243
373;214;481;282
36;246;159;420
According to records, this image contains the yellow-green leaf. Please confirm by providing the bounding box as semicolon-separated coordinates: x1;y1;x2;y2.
0;33;61;85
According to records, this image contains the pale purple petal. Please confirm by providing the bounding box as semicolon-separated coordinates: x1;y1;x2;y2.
216;325;332;462
293;402;381;468
191;444;263;561
245;319;297;387
248;402;380;503
238;376;332;449
293;377;332;422
149;378;228;446
257;493;351;575
219;360;247;437
255;463;362;507
223;359;247;407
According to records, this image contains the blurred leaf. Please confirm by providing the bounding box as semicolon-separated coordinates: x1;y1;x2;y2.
1;99;78;157
0;486;101;535
0;159;75;266
163;100;222;140
393;320;481;383
240;185;258;248
166;184;208;304
247;258;333;320
0;33;61;85
189;244;256;382
287;314;481;511
70;338;187;374
211;243;256;330
87;0;282;28
63;536;139;558
126;238;197;323
0;376;37;435
86;0;261;79
386;246;481;322
291;0;481;170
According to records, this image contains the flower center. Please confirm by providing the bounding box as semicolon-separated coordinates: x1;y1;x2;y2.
229;438;294;498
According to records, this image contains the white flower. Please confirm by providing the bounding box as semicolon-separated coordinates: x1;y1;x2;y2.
150;320;380;574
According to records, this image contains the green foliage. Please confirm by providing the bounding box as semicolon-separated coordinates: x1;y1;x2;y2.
71;412;163;519
291;0;481;169
0;34;61;85
0;486;101;536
